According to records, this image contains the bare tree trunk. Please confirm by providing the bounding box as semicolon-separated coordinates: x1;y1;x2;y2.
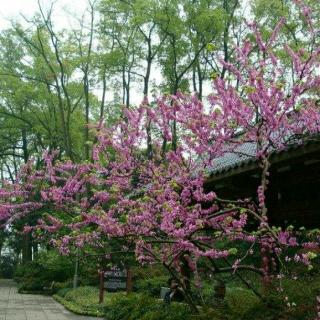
83;2;95;160
100;69;107;122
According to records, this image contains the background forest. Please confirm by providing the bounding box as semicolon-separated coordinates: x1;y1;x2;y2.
1;0;319;172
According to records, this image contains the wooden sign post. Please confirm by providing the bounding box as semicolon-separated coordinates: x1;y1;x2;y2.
98;263;133;303
99;270;104;304
126;268;133;293
104;267;128;291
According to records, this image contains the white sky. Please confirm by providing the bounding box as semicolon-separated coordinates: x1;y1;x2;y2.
0;0;89;30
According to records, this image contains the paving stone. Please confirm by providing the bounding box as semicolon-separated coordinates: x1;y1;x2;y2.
0;280;103;320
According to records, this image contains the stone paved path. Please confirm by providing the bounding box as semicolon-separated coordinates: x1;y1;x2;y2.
0;279;103;320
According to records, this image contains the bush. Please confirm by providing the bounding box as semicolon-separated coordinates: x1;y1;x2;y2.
134;276;169;297
64;286;100;305
57;286;107;315
0;254;17;279
225;287;261;320
53;294;105;317
104;293;192;320
35;250;73;282
131;264;168;280
103;293;225;320
78;260;100;286
53;280;73;292
226;277;319;320
14;249;73;292
51;272;320;320
56;287;73;298
14;261;46;291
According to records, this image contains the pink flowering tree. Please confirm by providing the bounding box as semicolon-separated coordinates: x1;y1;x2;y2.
1;0;320;312
208;0;320;285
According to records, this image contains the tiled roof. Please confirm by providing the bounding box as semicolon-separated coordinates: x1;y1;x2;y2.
209;135;320;176
209;142;257;174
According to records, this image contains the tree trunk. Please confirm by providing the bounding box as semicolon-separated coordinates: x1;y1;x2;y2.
100;69;107;122
22;233;32;263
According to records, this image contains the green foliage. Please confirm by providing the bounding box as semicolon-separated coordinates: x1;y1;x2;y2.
131;265;167;279
225;271;320;320
65;286;105;314
14;261;46;291
103;292;227;320
56;287;73;298
225;287;261;319
64;286;101;306
135;275;169;297
104;293;191;320
35;250;73;281
0;254;17;279
78;258;100;286
14;249;73;292
54;287;224;319
56;285;115;316
53;294;105;317
51;273;320;320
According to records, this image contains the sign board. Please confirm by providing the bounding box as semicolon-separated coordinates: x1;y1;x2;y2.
104;267;128;291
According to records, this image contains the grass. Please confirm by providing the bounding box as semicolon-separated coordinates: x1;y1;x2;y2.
53;294;105;317
54;286;125;317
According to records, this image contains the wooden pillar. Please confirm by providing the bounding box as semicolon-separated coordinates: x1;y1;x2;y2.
99;270;105;304
126;268;133;294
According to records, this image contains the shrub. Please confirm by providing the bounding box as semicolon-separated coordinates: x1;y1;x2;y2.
62;286;107;315
14;261;46;291
0;254;17;279
53;294;105;317
35;250;73;282
14;249;73;292
53;281;73;291
134;275;169;297
131;264;168;280
103;293;224;320
78;259;100;286
64;286;100;305
225;287;261;319
226;276;319;320
104;293;182;320
56;287;73;298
